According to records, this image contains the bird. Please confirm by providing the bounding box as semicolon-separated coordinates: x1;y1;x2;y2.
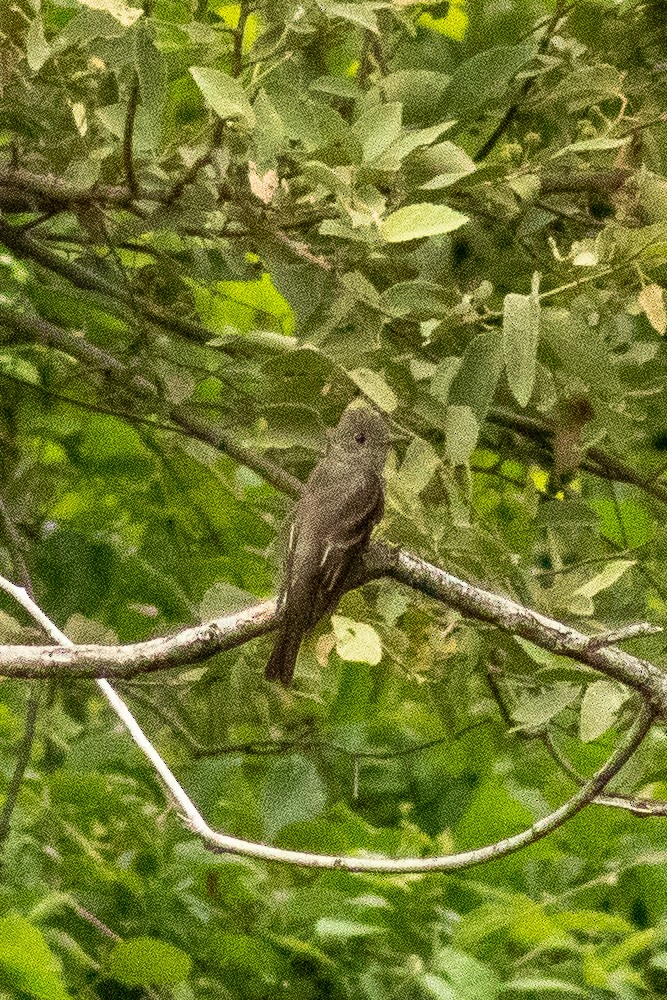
265;404;392;686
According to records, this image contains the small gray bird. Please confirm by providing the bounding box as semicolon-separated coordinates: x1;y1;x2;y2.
265;405;392;686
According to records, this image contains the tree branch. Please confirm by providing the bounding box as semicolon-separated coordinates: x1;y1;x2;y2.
382;546;667;716
0;690;39;852
0;304;302;498
0;220;228;348
489;657;667;818
0;539;666;718
488;406;667;506
232;0;252;78
0;573;654;872
123;74;140;196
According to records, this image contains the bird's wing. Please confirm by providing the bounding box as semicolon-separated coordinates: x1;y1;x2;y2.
306;470;384;614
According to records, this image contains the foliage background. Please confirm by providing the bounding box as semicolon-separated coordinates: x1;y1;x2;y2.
1;0;667;996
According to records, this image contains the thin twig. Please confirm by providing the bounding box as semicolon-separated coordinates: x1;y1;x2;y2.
474;0;569;160
0;690;39;852
232;0;252;78
123;74;140;195
587;622;663;651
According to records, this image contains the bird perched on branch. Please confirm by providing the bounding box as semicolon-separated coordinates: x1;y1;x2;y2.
265;404;393;686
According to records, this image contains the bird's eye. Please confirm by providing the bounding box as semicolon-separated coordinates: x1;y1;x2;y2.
355;433;366;445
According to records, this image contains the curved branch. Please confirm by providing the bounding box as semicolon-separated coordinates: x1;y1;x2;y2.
0;573;655;872
188;702;655;871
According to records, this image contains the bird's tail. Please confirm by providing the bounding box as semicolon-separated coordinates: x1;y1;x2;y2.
264;628;302;686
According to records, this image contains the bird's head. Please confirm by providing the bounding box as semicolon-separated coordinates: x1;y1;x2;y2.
328;405;395;472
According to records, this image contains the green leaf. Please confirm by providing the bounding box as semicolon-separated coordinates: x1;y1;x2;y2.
422;974;456;1000
0;350;41;384
448;330;504;421
444;42;537;117
253;88;286;164
315;919;385;938
551;136;630;159
106;938;192;987
373;121;457;171
500;978;590;996
445;405;478;464
430;357;462;405
395;437;440;496
512;683;581;727
555;910;633;936
0;914;73;1000
381;70;452;126
26;17;51;73
432;946;501;1000
573;560;635;599
134;21;165;115
419;140;477;189
380;280;451;319
332;615;383;665
189;67;256;127
262;755;326;838
380;203;469;243
200;581;257;618
353;102;402;163
76;0;142;26
503;274;540;408
191;273;295;335
579;680;628;743
315;0;379;33
348;367;398;412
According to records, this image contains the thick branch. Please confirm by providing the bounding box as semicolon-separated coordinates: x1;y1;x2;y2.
381;546;667;716
0;600;278;679
2;543;667;720
0;574;654;873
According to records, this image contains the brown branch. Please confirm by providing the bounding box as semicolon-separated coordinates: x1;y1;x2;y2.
488;407;667;506
0;220;232;348
0;691;39;851
232;0;252;78
474;0;569;161
540;169;632;195
165;120;225;205
0;168;134;211
123;74;141;196
0;304;302;498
